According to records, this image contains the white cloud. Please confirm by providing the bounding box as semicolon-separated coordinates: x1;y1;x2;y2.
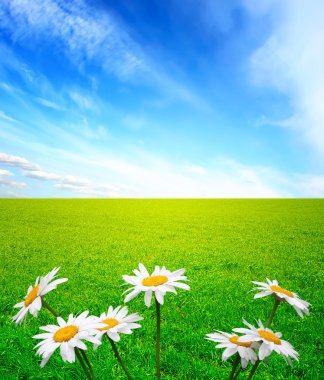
1;149;323;197
0;190;21;197
248;0;324;162
22;170;89;186
0;169;13;176
0;152;40;170
22;170;61;181
54;183;125;197
62;175;89;186
0;178;27;188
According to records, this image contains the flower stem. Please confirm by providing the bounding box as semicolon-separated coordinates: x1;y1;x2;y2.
42;299;59;317
233;364;242;380
80;349;96;380
76;348;93;380
248;298;281;379
247;361;260;380
228;355;240;380
266;298;280;328
155;298;161;380
108;336;133;380
228;354;240;380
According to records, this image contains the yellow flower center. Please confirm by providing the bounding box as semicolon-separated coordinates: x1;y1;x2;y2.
54;325;79;342
142;275;168;287
24;285;39;307
258;330;281;345
270;285;294;298
98;318;119;331
229;335;253;347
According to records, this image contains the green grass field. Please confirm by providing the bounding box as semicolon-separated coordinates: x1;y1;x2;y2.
0;199;323;379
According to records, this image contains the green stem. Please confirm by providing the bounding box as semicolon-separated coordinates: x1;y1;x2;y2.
156;298;161;380
266;298;280;328
80;349;95;380
233;364;242;380
42;299;59;317
248;298;281;379
228;355;240;380
76;348;93;380
108;336;133;380
247;361;260;380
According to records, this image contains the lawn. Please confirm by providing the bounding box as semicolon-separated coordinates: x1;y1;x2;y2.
0;199;323;379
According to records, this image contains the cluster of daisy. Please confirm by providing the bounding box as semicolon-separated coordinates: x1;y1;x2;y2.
12;264;190;379
206;278;310;379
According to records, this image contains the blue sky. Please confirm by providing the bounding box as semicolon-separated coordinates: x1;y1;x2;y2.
0;0;323;197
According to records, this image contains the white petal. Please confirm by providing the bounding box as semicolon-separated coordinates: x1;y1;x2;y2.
124;288;141;303
155;290;164;305
60;342;69;362
222;347;237;361
116;306;128;320
259;343;271;360
138;263;149;277
144;290;153;307
57;317;66;327
122;275;138;285
40;351;55;368
169;282;190;290
39;325;60;333
254;291;271;299
108;331;120;342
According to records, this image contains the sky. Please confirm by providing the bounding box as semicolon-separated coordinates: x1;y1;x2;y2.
0;0;324;198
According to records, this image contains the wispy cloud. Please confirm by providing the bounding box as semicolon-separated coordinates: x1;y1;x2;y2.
0;0;208;109
1;149;324;197
0;152;40;170
0;168;26;188
35;97;63;111
69;90;98;112
22;170;61;181
247;0;324;162
0;152;131;197
0;178;27;188
0;110;17;123
0;169;13;176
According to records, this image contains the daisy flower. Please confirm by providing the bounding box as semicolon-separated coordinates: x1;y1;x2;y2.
251;278;311;318
205;330;258;368
233;320;299;366
12;267;68;325
94;305;143;347
33;311;103;367
122;263;190;307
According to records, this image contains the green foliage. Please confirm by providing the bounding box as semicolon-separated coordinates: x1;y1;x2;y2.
0;199;323;379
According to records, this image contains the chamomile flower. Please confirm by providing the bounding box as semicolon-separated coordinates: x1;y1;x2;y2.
205;330;258;368
233;320;299;366
251;278;311;318
33;311;103;367
94;305;143;347
123;263;190;307
12;267;68;325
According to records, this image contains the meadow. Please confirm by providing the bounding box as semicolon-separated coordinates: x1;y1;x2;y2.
0;199;323;380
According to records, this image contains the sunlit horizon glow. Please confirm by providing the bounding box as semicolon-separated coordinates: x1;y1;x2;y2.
0;0;323;198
